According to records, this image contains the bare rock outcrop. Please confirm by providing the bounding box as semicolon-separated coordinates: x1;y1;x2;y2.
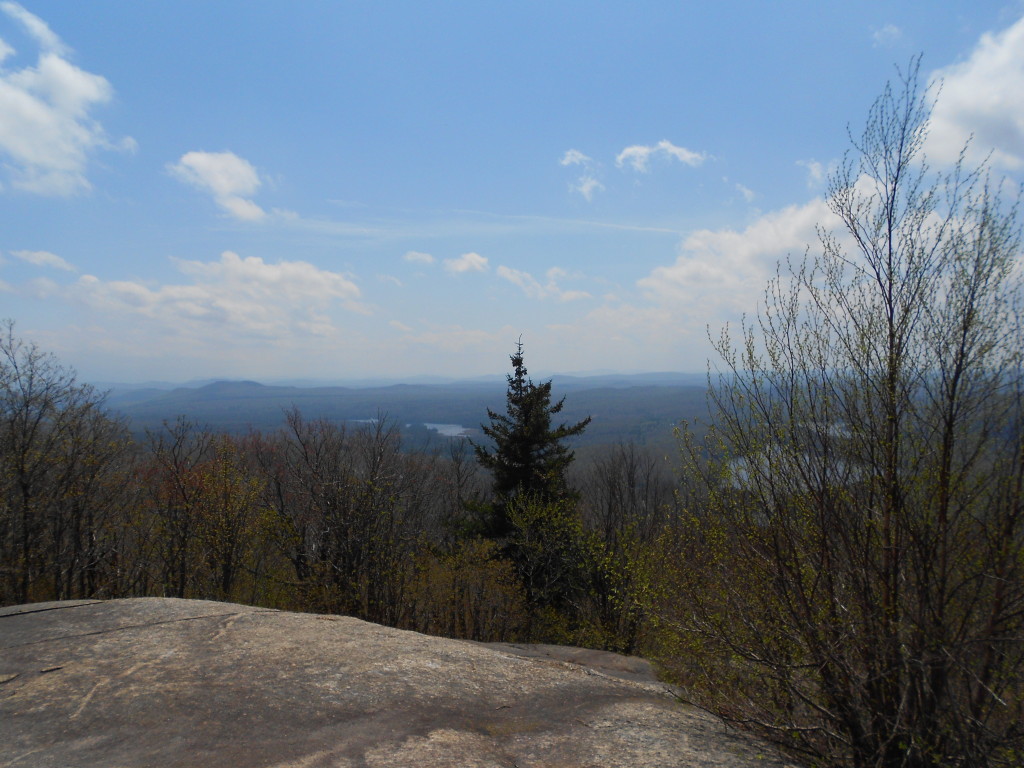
1;598;793;767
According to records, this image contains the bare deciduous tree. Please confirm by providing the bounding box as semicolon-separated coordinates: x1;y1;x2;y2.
0;321;131;604
666;61;1023;768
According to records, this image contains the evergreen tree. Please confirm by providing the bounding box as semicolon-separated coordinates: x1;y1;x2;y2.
472;341;590;537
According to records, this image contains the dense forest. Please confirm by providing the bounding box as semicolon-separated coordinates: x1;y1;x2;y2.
3;67;1023;768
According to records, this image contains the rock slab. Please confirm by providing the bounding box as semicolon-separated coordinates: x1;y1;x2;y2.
1;598;792;767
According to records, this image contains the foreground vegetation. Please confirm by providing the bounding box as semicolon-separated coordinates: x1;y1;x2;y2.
3;64;1022;768
663;63;1024;767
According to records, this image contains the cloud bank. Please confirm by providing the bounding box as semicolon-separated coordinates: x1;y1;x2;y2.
76;251;363;339
927;15;1024;171
639;197;835;317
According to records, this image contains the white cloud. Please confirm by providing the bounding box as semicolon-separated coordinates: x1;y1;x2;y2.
638;196;837;320
531;197;844;372
560;149;592;166
11;249;75;271
75;251;364;340
560;148;604;201
0;3;130;195
616;140;706;172
497;264;591;302
403;250;435;264
572;175;604;202
926;15;1024;170
220;196;265;221
443;252;488;274
872;24;903;48
169;151;267;220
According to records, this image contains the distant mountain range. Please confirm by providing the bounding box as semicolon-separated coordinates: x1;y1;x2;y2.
96;371;709;392
102;374;712;451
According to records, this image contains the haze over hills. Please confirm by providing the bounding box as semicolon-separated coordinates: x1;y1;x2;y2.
95;371;709;392
103;374;711;452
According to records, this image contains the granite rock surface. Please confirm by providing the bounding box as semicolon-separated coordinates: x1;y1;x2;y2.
1;598;794;767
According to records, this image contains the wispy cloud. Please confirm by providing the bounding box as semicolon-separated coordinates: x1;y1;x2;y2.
11;249;75;271
0;2;132;195
497;265;591;302
872;24;903;48
560;149;592;167
496;266;544;298
572;175;604;202
797;159;826;188
926;14;1024;171
239;205;684;245
169;150;267;220
560;148;604;201
1;1;65;53
443;252;488;274
616;140;706;172
452;208;685;235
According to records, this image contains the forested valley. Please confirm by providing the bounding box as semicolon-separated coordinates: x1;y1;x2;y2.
4;66;1024;768
0;323;675;653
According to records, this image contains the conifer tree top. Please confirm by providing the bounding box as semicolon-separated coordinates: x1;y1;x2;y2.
473;341;591;507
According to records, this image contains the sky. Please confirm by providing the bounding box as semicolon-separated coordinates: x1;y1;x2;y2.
1;1;1023;384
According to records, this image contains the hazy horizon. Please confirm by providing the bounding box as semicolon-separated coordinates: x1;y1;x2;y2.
2;2;1022;382
91;369;711;390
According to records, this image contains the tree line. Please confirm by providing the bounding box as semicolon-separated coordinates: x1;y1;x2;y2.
3;62;1022;767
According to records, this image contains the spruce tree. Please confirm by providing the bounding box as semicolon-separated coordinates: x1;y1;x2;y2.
472;341;590;537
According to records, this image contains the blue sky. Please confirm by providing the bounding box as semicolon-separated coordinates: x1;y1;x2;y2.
1;1;1022;383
